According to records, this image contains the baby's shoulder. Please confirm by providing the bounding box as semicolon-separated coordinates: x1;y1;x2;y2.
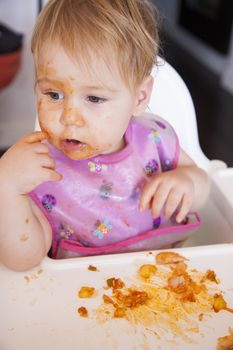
130;113;178;143
129;113;180;171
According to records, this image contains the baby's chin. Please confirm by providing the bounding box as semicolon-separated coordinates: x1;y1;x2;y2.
63;149;97;161
61;145;100;161
47;137;98;160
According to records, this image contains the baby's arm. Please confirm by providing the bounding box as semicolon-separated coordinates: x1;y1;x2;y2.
139;149;210;223
0;132;61;271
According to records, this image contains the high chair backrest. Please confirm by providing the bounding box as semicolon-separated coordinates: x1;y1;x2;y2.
148;57;209;169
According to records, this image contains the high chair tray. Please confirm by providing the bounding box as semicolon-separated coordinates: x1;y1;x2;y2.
1;244;233;350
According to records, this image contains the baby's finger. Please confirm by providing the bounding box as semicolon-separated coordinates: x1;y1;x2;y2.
38;154;56;169
139;179;160;211
164;189;183;219
176;194;192;223
34;142;49;154
151;184;170;218
22;131;48;144
42;168;62;182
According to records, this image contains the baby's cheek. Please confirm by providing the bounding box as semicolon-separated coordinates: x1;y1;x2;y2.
39;110;58;131
38;118;49;134
38;119;58;146
37;98;43;112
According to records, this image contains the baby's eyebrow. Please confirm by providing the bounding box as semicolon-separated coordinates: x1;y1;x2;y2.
82;85;120;93
36;77;69;90
37;77;62;85
36;78;119;94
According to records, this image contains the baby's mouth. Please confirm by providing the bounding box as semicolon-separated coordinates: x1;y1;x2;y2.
61;138;86;151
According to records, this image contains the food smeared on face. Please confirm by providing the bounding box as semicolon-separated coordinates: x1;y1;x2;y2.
37;63;57;77
36;44;137;161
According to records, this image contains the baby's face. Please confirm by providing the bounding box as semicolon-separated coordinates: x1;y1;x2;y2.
35;43;141;160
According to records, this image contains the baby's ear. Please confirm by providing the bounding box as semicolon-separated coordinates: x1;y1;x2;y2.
133;75;154;117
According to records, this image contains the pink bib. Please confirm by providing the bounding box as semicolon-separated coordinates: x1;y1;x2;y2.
30;114;201;258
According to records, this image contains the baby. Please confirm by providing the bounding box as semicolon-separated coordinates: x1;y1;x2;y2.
0;0;209;271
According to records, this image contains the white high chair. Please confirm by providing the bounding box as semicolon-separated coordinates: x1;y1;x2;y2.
149;58;233;243
147;58;233;246
1;59;233;350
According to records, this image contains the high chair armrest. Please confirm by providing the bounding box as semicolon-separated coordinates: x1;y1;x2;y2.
211;167;233;208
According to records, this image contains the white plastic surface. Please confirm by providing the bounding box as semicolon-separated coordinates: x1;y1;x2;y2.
211;168;233;207
1;244;233;350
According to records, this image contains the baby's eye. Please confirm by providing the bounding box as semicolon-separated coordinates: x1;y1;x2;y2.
87;95;106;104
46;91;64;101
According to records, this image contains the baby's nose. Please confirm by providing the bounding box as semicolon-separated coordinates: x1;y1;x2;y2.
60;107;85;127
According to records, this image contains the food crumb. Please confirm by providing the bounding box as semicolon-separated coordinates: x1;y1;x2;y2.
213;294;227;312
114;307;127;318
78;306;88;317
78;286;95;298
23;270;43;284
138;264;157;279
202;269;219;284
106;277;125;289
198;313;204;322
88;265;99;272
24;276;30;283
25;218;29;224
156;251;188;265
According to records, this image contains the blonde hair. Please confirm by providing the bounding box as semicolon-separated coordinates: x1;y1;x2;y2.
31;0;159;89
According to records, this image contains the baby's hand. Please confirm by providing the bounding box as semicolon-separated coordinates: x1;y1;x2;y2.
139;168;195;223
0;131;62;195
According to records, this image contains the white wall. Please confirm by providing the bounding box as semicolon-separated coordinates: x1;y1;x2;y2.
0;0;38;149
154;0;233;95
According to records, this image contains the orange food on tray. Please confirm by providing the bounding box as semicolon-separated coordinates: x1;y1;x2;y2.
77;251;233;343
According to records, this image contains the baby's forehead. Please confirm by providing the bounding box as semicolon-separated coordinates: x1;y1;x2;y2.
34;45;128;89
